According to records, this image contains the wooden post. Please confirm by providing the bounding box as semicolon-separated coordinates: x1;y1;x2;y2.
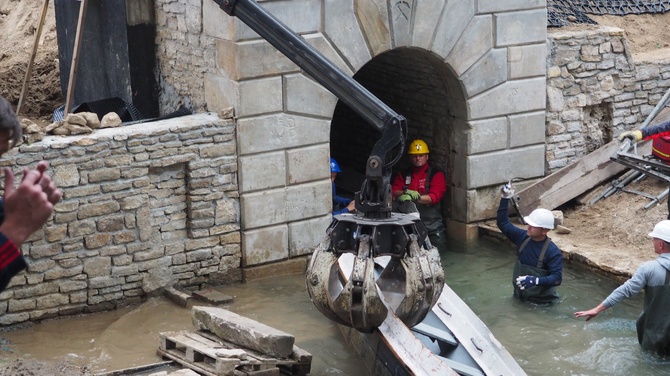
64;0;88;117
16;0;50;116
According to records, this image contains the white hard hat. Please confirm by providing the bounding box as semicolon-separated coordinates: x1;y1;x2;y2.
649;220;670;243
524;208;555;230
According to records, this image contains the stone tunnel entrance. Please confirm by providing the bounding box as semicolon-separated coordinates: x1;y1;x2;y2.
204;1;548;273
330;47;459;222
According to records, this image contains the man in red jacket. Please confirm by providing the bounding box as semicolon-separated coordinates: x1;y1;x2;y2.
391;139;447;252
0;96;62;292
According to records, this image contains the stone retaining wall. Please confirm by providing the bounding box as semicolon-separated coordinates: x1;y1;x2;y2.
546;26;670;172
0;113;241;326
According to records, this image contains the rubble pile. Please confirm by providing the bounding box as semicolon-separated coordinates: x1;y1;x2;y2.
19;111;122;145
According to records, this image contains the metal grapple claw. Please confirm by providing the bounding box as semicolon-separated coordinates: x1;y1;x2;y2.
306;212;444;333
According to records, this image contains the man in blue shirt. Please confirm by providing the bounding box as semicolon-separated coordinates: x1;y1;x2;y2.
497;183;563;304
330;158;355;216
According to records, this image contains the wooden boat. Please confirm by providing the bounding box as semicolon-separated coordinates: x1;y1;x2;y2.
337;254;527;376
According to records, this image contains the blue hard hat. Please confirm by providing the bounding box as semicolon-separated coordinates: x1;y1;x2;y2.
330;158;342;173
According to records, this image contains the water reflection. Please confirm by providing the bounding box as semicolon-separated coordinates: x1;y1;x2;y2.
2;237;670;375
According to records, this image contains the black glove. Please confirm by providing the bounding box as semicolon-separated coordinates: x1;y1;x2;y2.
515;275;539;290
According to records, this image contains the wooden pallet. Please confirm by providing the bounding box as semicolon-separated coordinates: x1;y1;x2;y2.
157;330;312;376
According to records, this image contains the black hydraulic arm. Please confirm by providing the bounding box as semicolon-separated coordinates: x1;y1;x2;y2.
213;0;407;218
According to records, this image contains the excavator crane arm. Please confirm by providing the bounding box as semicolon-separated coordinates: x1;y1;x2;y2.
214;0;406;217
213;0;443;333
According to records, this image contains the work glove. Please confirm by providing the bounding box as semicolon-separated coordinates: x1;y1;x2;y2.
398;193;413;202
404;189;421;201
515;275;539;290
500;183;515;199
618;130;642;142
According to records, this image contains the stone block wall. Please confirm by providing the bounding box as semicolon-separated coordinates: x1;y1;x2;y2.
546;26;670;172
155;0;216;114
196;0;549;233
0;114;241;326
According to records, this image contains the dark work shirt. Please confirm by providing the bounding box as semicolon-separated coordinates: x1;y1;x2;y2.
496;198;563;287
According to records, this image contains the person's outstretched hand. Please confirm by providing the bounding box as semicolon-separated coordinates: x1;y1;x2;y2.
574;308;600;321
0;162;62;246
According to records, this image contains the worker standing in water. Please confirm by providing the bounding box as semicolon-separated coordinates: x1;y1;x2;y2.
575;220;670;355
497;182;563;304
391;139;447;252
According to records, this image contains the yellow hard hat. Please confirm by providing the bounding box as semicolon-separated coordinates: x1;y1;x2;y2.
408;139;429;154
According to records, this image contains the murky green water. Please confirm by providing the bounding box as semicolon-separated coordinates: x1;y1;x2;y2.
2;237;670;375
443;237;670;376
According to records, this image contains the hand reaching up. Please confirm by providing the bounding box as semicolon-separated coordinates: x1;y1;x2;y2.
0;161;62;246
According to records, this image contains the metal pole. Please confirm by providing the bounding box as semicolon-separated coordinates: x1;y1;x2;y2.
64;0;88;116
590;169;640;205
603;170;643;199
619;86;670;153
644;188;669;210
640;88;670;129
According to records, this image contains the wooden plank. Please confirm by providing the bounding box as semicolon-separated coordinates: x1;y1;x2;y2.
339;254;454;374
241;369;280;376
158;332;240;375
17;0;50;116
516;140;637;214
157;348;218;376
516;106;670;214
64;0;87;116
431;284;528;376
94;360;176;376
174;330;312;376
375;284;458;376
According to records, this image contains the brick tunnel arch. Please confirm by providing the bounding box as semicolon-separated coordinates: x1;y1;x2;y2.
330;47;461;221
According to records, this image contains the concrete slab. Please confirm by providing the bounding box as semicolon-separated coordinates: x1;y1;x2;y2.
164;286;192;307
192;306;295;358
192;289;234;305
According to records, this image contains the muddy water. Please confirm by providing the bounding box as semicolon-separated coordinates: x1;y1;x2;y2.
0;275;367;375
2;237;670;375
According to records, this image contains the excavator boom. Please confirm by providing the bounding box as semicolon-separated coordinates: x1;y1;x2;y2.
214;0;407;218
213;0;443;333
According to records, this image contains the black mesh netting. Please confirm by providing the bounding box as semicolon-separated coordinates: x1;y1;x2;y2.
548;0;670;28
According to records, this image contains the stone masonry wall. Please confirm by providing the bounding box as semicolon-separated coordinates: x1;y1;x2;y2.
154;0;216;115
0;114;241;326
546;26;670;172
